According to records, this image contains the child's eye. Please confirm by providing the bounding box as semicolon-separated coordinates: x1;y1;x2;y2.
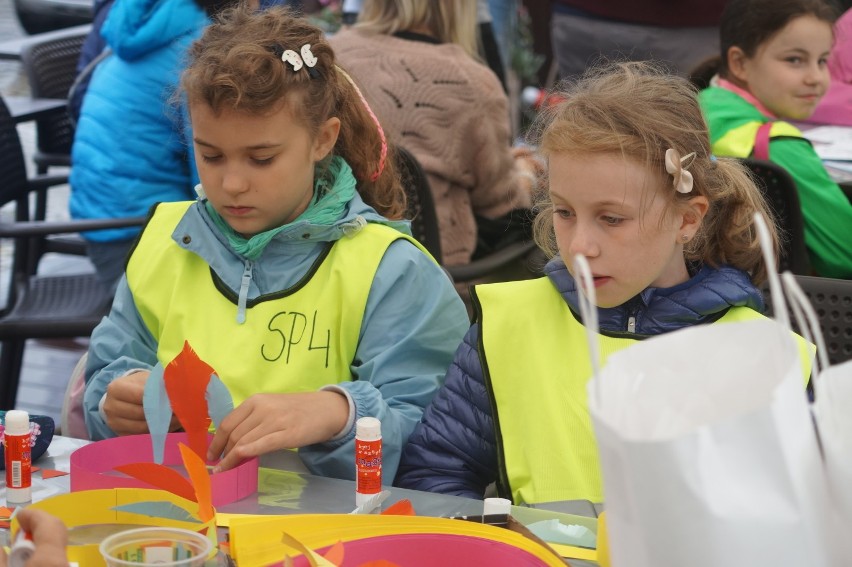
601;215;623;226
252;156;275;166
818;57;829;67
554;208;574;220
785;56;803;65
201;154;222;164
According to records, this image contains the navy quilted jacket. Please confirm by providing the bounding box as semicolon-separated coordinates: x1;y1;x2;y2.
394;257;765;498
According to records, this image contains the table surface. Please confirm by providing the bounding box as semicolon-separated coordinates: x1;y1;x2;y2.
1;436;599;566
5;96;67;123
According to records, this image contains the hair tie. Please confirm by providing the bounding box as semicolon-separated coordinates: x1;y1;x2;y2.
336;66;387;182
664;148;695;194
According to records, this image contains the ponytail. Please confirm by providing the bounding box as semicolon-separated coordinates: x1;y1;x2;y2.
687;158;779;286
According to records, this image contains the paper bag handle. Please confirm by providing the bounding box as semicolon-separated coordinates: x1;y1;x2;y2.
780;272;829;392
573;254;602;405
754;212;790;331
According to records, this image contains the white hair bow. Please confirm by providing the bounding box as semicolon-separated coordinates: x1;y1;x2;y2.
281;44;317;72
665;148;696;194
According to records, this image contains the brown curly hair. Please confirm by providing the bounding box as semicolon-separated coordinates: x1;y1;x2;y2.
181;5;405;219
530;61;780;285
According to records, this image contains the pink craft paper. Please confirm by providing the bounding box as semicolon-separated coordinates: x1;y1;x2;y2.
69;432;258;507
281;534;558;567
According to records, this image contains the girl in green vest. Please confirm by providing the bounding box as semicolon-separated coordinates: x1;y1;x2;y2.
396;62;786;504
82;5;469;481
695;0;852;279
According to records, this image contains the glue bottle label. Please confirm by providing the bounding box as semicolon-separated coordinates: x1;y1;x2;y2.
4;432;31;490
355;438;382;495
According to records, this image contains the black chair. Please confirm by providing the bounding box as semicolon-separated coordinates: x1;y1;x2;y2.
20;28;87;174
738;158;812;275
395;146;540;284
0;96;145;410
763;275;852;366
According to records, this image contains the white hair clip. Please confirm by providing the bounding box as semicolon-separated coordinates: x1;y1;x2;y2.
281;44;317;75
665;148;696;194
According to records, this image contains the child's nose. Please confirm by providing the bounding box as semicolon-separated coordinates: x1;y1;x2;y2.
222;169;249;194
568;225;600;258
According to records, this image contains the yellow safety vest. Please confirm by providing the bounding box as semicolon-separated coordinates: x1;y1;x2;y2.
713;120;803;158
126;202;420;407
474;277;812;505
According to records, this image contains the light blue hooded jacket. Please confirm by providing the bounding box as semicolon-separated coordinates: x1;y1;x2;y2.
83;185;469;481
70;0;208;242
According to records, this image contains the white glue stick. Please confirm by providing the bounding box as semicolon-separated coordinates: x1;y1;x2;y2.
4;410;32;505
355;417;382;508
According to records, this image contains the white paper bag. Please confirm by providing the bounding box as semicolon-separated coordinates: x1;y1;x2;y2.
783;273;852;532
589;319;833;567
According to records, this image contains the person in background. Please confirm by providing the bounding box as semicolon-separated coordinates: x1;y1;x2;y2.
550;0;725;81
395;62;799;504
0;509;68;567
330;0;540;270
69;0;260;293
68;0;114;124
808;8;852;125
697;0;852;278
83;5;468;481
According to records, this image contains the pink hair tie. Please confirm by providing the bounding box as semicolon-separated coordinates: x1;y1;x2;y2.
336;66;387;182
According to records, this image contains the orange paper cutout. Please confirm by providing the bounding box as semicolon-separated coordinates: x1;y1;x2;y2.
31;466;40;472
178;443;214;522
381;499;415;516
164;341;215;460
40;469;69;479
323;541;345;564
113;463;197;502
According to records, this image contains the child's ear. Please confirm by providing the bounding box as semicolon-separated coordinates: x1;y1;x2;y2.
313;117;341;162
680;196;709;240
726;46;749;83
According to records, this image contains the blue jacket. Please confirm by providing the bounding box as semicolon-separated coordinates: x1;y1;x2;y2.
395;257;764;497
84;191;470;481
69;0;208;242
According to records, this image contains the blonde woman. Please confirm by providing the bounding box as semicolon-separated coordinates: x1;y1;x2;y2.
331;0;539;268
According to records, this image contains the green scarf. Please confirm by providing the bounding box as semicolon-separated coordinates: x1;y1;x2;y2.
204;156;357;260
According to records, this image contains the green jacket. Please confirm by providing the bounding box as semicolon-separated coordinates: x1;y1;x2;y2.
699;87;852;279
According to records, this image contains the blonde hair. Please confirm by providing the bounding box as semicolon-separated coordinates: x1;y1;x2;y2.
181;5;405;219
355;0;479;58
531;62;779;285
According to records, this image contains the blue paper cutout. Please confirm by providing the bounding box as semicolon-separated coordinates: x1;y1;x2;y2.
142;364;172;464
111;501;202;524
206;373;234;430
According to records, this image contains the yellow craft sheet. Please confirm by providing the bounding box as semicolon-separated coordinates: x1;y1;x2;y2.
547;542;598;561
228;514;566;567
12;489;217;567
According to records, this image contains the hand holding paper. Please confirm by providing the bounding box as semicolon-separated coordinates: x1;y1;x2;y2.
208;390;349;472
106;370;179;436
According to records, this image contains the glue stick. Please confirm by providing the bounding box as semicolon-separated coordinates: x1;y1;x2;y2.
355;417;382;507
4;410;32;504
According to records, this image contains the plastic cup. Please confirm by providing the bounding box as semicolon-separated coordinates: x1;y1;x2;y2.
98;527;211;566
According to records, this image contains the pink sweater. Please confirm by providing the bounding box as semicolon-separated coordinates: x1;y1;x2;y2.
331;29;529;266
808;9;852;126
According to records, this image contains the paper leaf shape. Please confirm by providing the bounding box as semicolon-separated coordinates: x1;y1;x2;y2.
179;443;214;523
381;499;414;516
114;463;197;503
111;501;202;524
40;469;69;479
281;532;337;567
164;342;215;460
142;364;172;464
323;541;345;565
206;373;234;430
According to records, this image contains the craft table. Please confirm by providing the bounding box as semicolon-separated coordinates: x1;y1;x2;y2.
1;436;599;566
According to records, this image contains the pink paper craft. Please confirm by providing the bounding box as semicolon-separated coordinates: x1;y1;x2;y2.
69;432;258;507
281;534;558;567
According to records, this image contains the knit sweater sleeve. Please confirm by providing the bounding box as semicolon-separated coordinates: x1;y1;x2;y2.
463;66;532;219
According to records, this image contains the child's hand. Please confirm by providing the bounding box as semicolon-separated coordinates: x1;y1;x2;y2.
0;509;69;567
103;371;151;436
207;391;350;472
